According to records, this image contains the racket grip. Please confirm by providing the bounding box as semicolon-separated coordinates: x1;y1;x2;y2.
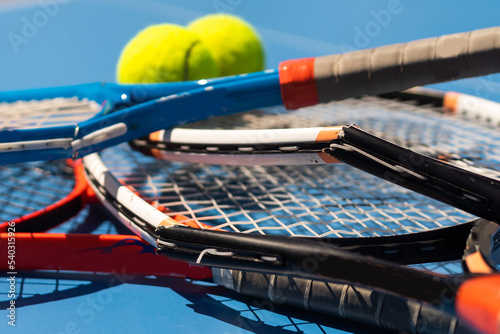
280;26;500;109
213;269;473;334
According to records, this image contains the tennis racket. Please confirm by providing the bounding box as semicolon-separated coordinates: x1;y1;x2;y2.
1;26;500;164
0;229;478;334
81;89;500;334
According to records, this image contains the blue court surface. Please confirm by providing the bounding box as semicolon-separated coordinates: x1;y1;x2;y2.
1;1;500;333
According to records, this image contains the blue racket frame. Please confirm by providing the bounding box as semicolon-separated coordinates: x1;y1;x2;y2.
0;71;282;163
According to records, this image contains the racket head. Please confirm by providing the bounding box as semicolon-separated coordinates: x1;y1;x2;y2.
0;88;146;231
0;90;104;231
0;160;95;232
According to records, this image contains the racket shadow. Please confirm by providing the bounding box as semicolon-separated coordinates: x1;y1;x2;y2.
0;270;390;334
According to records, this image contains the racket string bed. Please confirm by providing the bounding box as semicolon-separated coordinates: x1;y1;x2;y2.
0;98;100;130
0;163;73;221
103;146;469;239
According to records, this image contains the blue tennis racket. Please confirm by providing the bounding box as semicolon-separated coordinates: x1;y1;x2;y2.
0;26;499;164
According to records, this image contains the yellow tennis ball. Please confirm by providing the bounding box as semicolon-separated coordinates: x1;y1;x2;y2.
187;14;265;76
116;24;219;83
